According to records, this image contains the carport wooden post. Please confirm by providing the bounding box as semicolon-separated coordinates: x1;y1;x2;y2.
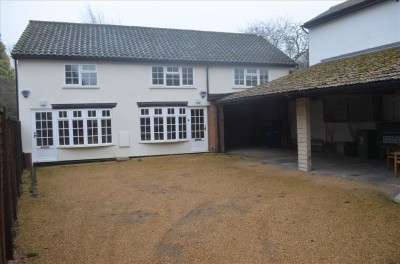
296;97;311;172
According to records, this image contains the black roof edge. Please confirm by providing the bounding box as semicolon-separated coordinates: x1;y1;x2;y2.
137;101;188;107
52;103;117;109
302;0;385;29
11;54;298;68
218;80;400;105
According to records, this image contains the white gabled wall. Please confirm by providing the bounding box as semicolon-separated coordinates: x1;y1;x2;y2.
309;0;400;65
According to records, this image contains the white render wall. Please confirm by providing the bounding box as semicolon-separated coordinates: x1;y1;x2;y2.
309;0;400;65
18;60;210;162
18;60;292;162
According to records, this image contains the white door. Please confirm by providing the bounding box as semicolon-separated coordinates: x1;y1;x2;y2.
190;108;208;152
32;111;57;162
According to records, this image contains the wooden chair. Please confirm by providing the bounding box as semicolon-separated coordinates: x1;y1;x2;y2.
395;151;400;178
387;145;400;170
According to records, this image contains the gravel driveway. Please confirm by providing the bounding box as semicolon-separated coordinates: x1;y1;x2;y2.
12;154;400;263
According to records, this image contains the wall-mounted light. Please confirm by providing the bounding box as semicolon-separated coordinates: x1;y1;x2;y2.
21;90;30;98
40;98;47;107
200;91;207;98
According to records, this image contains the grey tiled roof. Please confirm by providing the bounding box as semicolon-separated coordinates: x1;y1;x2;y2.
303;0;385;28
220;46;400;103
12;20;296;66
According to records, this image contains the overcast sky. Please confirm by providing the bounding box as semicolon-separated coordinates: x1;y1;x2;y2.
1;0;344;51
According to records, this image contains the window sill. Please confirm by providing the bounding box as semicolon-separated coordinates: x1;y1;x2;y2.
139;139;189;144
57;144;114;149
149;86;196;89
62;86;100;89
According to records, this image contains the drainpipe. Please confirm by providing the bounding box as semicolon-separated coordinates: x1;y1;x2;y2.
216;102;220;152
14;59;19;120
206;65;209;99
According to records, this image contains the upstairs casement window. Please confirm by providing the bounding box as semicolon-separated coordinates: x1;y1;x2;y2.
151;66;194;87
57;109;112;147
234;68;269;87
65;64;97;87
139;107;187;142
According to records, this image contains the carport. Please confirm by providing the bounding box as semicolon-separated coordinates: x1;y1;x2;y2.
216;46;400;173
223;98;291;149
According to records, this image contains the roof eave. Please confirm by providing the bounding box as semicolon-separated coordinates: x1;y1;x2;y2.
11;54;298;67
302;0;385;29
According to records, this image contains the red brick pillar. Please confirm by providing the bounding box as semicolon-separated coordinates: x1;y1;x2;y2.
218;105;225;153
207;104;218;152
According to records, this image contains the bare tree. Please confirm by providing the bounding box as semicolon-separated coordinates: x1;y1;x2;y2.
244;17;309;68
82;4;106;24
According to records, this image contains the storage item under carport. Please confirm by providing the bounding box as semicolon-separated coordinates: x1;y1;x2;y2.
266;124;281;148
344;142;358;157
357;129;378;159
376;122;400;159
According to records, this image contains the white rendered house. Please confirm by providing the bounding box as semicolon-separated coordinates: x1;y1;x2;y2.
12;21;296;163
303;0;400;66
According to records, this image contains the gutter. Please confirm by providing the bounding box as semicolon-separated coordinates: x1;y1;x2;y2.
11;54;297;68
14;59;19;120
300;26;308;35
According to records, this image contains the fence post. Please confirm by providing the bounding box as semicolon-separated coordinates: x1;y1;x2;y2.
0;107;7;264
0;106;24;262
4;118;14;260
31;165;37;196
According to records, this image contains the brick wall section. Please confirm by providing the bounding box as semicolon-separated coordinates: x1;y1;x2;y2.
218;105;225;153
296;98;311;172
208;104;219;153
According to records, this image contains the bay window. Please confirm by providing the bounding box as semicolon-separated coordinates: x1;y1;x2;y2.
140;107;188;142
57;109;112;146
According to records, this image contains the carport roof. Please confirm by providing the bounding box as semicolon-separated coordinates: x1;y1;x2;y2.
219;46;400;103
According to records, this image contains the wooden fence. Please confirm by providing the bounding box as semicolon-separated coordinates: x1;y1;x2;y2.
0;107;23;263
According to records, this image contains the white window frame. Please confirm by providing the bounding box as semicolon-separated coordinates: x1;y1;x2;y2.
151;66;194;87
139;107;189;143
234;68;269;87
64;64;98;88
56;109;113;147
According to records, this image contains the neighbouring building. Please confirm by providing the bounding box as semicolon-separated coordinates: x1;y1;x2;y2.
11;20;296;163
217;0;400;172
304;0;400;65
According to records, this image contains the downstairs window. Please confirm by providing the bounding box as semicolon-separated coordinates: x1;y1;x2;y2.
139;107;188;142
57;109;112;146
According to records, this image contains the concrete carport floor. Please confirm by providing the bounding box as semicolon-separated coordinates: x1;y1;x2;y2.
226;146;400;199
